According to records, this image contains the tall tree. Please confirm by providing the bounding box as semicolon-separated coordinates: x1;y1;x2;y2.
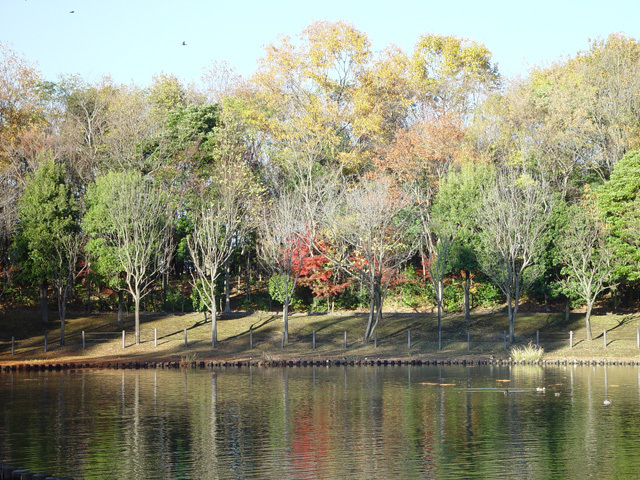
476;170;553;343
13;156;80;339
187;161;255;346
596;150;640;285
320;176;419;343
257;190;308;344
84;171;172;344
556;198;615;340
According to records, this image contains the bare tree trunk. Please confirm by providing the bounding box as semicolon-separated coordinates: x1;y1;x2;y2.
437;279;443;350
245;249;251;302
544;292;550;312
58;284;67;347
211;300;217;347
506;290;514;344
463;270;471;321
39;281;49;324
363;287;376;344
283;299;289;344
118;290;124;325
86;276;92;314
224;257;231;314
134;289;141;345
585;302;593;341
162;270;168;312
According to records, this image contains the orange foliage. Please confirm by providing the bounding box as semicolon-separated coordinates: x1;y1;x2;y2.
374;113;470;185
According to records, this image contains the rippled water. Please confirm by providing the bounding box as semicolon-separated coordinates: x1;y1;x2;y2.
1;365;640;479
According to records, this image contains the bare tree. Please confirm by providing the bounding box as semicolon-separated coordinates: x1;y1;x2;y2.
52;232;87;346
85;171;172;344
418;201;456;350
321;176;419;344
188;162;253;346
476;170;553;343
556;203;615;341
257;190;308;344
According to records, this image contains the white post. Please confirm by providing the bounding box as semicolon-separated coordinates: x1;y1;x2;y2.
122;330;125;349
154;328;157;347
570;331;573;349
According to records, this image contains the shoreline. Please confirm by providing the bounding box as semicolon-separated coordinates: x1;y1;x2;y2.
2;354;640;371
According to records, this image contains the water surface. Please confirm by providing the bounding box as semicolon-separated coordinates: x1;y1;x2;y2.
1;365;639;479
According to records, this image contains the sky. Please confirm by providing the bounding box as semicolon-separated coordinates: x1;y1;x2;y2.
2;0;640;88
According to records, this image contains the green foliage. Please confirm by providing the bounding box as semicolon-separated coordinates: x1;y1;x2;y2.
596;150;640;281
394;265;433;309
473;281;503;308
334;283;370;310
268;273;295;304
13;156;79;283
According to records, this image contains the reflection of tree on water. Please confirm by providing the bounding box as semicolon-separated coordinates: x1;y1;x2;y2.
2;367;640;478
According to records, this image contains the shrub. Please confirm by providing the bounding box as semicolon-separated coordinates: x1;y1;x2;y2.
509;342;544;363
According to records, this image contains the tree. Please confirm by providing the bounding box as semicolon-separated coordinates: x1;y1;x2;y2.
84;171;172;344
13;156;80;340
410;34;499;121
596;151;640;283
476;170;553;343
434;162;492;320
0;41;45;166
187;161;254;346
257;191;308;344
415;186;456;350
556;199;615;340
320;176;419;344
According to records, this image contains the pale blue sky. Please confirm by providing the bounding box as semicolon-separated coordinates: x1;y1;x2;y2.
2;0;639;87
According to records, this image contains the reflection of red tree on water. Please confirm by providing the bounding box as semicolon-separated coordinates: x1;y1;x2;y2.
290;402;330;478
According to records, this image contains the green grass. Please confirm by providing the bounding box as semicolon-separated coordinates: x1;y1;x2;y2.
1;307;640;364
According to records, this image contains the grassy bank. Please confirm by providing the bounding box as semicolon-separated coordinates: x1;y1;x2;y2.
1;307;640;366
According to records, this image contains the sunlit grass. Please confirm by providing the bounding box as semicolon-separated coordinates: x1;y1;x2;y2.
509;342;544;363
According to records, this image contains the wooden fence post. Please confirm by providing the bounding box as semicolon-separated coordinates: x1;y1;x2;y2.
122;330;125;349
570;331;573;349
154;328;157;347
250;326;253;349
536;330;539;348
184;328;188;347
82;331;85;350
344;331;347;349
11;336;14;355
603;329;607;349
408;330;411;349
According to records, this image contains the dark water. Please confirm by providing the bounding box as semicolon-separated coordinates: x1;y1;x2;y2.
1;365;639;479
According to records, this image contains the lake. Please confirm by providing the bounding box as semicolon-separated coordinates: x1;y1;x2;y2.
1;364;639;479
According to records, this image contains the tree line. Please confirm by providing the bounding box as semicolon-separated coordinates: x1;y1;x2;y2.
1;23;640;347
